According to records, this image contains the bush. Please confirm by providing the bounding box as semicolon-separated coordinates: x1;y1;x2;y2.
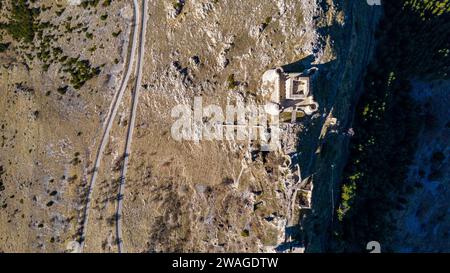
227;74;238;90
0;0;37;43
0;43;10;52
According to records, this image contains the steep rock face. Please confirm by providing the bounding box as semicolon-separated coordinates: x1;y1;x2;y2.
293;1;382;252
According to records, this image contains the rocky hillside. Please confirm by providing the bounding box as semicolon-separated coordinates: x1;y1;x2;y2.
0;0;381;253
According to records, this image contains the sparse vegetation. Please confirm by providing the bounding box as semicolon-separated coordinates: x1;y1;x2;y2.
0;1;105;89
404;0;450;19
112;30;121;37
241;229;250;237
262;16;272;30
57;85;68;95
62;57;101;89
81;0;101;9
0;42;10;52
103;0;112;7
0;0;38;44
172;0;185;17
227;74;238;90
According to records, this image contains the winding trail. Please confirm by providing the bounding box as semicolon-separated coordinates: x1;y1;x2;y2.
115;0;148;254
78;0;140;253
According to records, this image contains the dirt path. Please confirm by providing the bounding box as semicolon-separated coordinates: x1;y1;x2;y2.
78;0;140;253
116;0;148;254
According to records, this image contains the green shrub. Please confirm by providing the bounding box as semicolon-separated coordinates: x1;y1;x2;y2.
0;43;10;52
227;74;238;90
62;58;101;89
0;0;37;43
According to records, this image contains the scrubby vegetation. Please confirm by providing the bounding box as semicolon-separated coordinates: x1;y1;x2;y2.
0;42;10;52
0;0;38;43
404;0;450;18
103;0;113;7
0;0;106;89
62;57;101;89
333;0;450;252
227;74;238;90
81;0;101;9
172;0;185;17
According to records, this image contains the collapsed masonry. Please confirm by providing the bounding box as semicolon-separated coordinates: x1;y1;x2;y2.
296;175;314;210
260;66;318;211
